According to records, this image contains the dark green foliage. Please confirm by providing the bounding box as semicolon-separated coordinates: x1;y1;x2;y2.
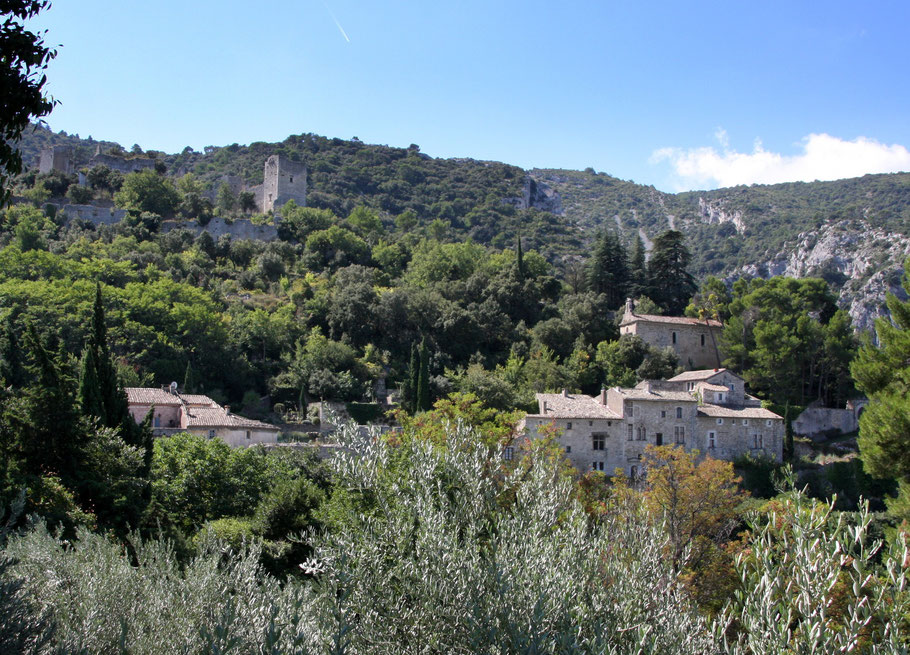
852;259;910;517
646;230;697;315
586;230;629;309
722;276;856;406
0;1;57;206
345;402;382;424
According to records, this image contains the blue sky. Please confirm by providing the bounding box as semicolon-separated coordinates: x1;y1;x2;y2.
30;0;910;192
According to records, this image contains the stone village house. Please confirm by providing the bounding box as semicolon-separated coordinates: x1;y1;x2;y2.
518;369;784;477
126;387;280;448
619;298;724;370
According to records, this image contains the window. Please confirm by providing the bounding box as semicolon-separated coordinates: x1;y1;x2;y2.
674;426;685;444
503;446;515;461
636;426;646;441
687;382;694;391
718;392;725;402
208;429;216;438
565;446;572;454
753;434;764;449
766;420;773;426
701;334;706;347
627;424;634;441
672;331;677;344
630;465;639;479
731;419;736;425
708;431;716;449
661;410;667;418
592;434;605;451
289;176;293;183
716;418;724;425
246;431;251;440
592;461;605;472
676;407;683;419
154;415;161;427
588;421;593;427
566;422;572;430
743;419;749;426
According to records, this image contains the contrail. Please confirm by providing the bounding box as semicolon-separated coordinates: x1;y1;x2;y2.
319;0;350;42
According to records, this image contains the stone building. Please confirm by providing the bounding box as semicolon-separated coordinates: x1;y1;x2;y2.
256;154;307;212
619;298;724;370
38;146;75;175
126;387;280;448
518;368;783;477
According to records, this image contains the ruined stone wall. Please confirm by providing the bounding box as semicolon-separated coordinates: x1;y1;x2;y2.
89;153;156;174
160;217;279;241
38;146;74;175
58;204;127;225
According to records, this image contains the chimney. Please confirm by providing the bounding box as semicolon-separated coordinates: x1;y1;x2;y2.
644;381;651;393
542;400;548;413
562;388;569;398
224;405;230;415
599;388;607;405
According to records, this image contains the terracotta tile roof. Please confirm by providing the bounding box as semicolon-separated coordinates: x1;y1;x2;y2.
183;406;279;430
179;394;216;406
620;313;722;328
668;369;736;382
530;393;621;419
125;387;183;405
698;405;782;419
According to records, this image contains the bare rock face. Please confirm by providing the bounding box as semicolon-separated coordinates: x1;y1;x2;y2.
505;176;563;214
697;197;746;233
735;220;910;332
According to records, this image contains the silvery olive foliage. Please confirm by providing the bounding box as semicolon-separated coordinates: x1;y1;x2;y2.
2;420;909;654
715;484;910;655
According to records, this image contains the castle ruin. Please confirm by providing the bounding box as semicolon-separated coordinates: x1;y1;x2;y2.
258;154;306;212
38;146;75;175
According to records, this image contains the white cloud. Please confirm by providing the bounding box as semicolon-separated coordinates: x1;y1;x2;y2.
651;132;910;191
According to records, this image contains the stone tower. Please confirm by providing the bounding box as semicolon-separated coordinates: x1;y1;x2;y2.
261;155;306;212
38;146;74;175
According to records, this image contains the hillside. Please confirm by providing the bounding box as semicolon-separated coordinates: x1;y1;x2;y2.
18;124;910;329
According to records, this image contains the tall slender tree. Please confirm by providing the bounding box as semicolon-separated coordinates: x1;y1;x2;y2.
629;234;647;298
416;338;431;412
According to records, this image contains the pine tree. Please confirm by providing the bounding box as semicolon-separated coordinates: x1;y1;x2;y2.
646;230;697;315
0;310;24;387
416;338;431;412
851;259;910;517
585;231;629;310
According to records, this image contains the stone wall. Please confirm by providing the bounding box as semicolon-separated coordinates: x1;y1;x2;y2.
160;217;279;241
793;402;866;440
58;204;128;226
698;415;782;462
89;153;156;174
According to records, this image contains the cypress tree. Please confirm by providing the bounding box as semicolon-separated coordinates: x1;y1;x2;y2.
416;338;430;412
0;309;24;388
516;235;525;281
406;342;419;413
183;360;196;394
77;346;104;420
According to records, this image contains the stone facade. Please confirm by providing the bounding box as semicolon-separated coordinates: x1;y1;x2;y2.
38;146;74;175
259;154;306;212
126;387;280;447
89;152;157;175
619;299;724;370
57;204;128;226
518;369;783;478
